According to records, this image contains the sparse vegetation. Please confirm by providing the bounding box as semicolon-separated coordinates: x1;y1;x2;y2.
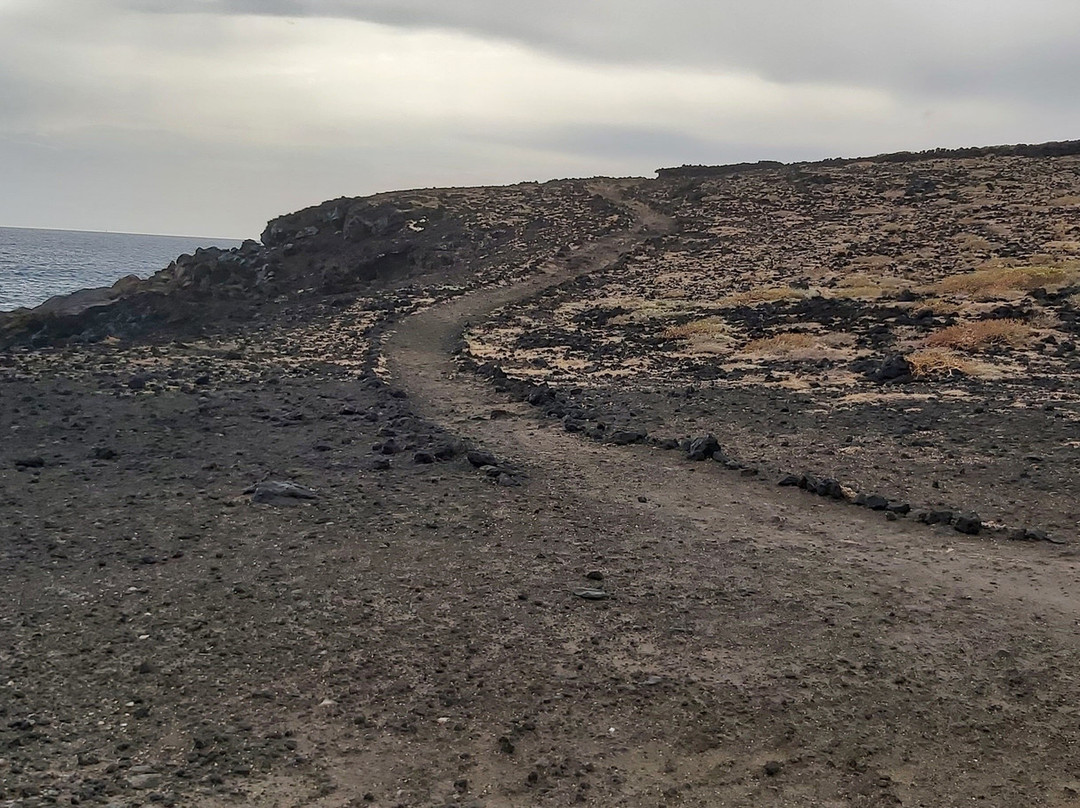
720;286;808;306
660;316;729;340
932;264;1080;299
742;333;819;356
923;318;1033;351
907;348;980;377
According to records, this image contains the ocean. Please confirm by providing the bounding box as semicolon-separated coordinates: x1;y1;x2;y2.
0;226;243;312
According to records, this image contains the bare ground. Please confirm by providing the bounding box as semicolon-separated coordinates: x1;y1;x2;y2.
3;176;1080;808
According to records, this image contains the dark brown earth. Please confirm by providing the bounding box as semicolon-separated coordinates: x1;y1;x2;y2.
3;146;1080;808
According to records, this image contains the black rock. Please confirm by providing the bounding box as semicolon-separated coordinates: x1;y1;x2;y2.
366;457;391;471
375;439;403;455
687;434;721;461
574;589;610;601
14;456;45;468
609;430;647;446
886;501;911;515
413;451;436;464
433;442;461;460
917;509;953;526
252;480;317;505
863;495;889;511
816;478;844;499
954;513;982;535
778;474;802;487
866;354;913;384
654;438;681;450
128;375;148;390
91;447;117;460
467;450;499;468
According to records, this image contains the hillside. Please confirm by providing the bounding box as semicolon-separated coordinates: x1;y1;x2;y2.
2;143;1080;808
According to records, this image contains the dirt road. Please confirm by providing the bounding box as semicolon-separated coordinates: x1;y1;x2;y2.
381;183;1080;806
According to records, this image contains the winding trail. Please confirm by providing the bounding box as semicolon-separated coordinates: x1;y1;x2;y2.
381;182;1080;804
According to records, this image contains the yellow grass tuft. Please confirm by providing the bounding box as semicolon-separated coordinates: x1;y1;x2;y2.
932;264;1080;299
720;286;808;306
742;333;818;356
660;317;729;340
923;319;1033;352
907;348;979;378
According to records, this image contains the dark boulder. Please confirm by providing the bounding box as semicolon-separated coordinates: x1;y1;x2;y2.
609;430;647;446
466;450;499;468
954;514;982;535
687;434;721;461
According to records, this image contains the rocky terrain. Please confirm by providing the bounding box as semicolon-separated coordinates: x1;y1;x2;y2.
3;143;1080;808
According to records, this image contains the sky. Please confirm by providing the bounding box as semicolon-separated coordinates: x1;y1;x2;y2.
1;1;1079;238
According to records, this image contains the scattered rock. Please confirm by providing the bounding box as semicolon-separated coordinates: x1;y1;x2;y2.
609;429;647;446
574;589;610;601
467;450;499;468
865;354;913;384
763;760;783;777
953;513;982;535
14;456;45;468
127;773;162;790
687;434;721;461
251;480;318;505
917;509;953;526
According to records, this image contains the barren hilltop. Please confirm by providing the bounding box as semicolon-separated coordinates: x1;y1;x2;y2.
3;141;1080;807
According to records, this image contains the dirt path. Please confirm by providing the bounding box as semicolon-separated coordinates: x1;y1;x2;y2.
382;183;1080;806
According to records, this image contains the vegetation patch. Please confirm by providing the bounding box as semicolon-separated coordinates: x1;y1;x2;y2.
907;348;981;378
923;318;1033;351
720;286;809;306
932;264;1080;299
742;333;820;356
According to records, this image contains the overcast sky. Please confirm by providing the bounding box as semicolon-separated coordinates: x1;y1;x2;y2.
1;0;1078;238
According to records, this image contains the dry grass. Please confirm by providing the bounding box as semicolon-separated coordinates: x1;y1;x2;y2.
742;333;819;356
932;264;1080;299
923;318;1033;352
907;348;980;378
660;317;729;340
720;286;808;306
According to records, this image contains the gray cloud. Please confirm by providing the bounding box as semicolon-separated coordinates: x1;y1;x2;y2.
1;0;1078;237
130;0;1080;104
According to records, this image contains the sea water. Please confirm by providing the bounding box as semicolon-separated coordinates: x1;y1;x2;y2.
0;227;243;311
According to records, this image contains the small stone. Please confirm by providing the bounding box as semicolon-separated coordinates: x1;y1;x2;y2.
778;474;802;487
954;513;982;535
918;510;953;526
574;589;610;601
91;447;117;460
14;456;45;468
128;773;162;790
686;434;721;461
610;430;647;446
863;495;889;511
585;571;604;581
467;450;499;468
763;760;783;777
413;451;436;464
251;480;317;505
